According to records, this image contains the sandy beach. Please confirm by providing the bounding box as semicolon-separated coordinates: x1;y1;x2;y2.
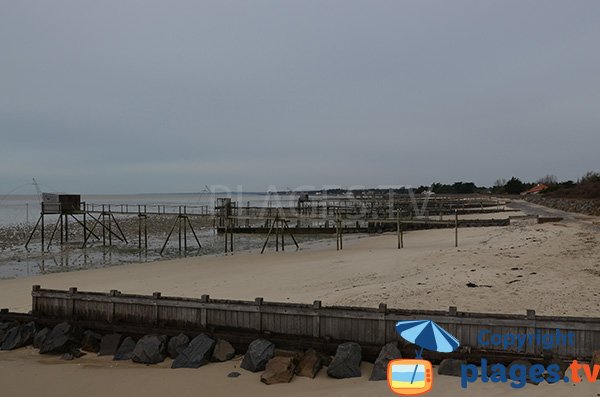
1;202;598;317
0;346;597;397
0;201;599;396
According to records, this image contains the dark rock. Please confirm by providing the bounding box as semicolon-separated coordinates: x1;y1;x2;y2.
227;372;241;378
1;322;36;351
545;358;568;383
274;349;303;361
81;330;102;353
327;342;362;379
369;342;402;381
98;334;123;356
261;356;296;385
508;360;539;385
61;353;75;361
240;339;275;372
61;348;85;361
167;333;189;359
0;321;20;334
33;328;50;349
113;337;137;361
212;339;235;362
132;335;168;365
0;322;16;332
72;348;85;358
172;334;215;369
39;322;81;355
438;359;467;377
592;351;600;367
295;349;323;378
319;352;333;367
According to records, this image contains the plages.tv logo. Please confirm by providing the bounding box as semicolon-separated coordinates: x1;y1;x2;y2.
388;320;460;395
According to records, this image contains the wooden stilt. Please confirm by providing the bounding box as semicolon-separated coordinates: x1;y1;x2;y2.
64;214;69;242
25;215;42;250
455;210;458;247
260;217;276;254
47;216;62;250
40;210;44;252
69;214;98;241
144;215;148;249
186;217;202;249
275;215;279;252
110;214;128;243
160;216;180;255
282;220;299;250
224;217;228;253
60;214;64;245
108;212;112;246
83;213;87;245
138;213;142;249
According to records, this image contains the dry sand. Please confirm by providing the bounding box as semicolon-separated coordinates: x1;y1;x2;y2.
0;201;599;396
0;347;596;397
1;208;598;316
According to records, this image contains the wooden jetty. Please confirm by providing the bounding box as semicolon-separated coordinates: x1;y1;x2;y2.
24;193;517;255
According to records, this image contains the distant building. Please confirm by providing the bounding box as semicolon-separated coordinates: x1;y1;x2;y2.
520;184;549;195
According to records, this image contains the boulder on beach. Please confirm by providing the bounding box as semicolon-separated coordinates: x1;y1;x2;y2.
261;356;296;385
0;322;36;351
369;342;402;381
98;334;123;356
172;334;215;369
0;322;14;345
33;327;50;349
545;358;568;383
274;349;303;360
319;352;333;367
0;322;14;332
211;339;235;362
438;359;467;377
240;339;275;372
508;359;539;385
327;342;362;379
39;322;81;355
295;349;323;379
113;337;137;361
81;330;102;353
167;333;189;359
132;335;168;365
61;348;85;361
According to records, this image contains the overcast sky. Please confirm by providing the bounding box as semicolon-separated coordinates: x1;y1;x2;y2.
1;1;599;194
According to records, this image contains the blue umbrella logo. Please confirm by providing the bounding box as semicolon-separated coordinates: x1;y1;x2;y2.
395;320;460;358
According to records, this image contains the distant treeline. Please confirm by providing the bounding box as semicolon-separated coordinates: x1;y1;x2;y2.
274;171;600;199
491;171;600;198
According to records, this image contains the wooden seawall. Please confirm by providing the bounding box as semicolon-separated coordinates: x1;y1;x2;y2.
20;286;599;361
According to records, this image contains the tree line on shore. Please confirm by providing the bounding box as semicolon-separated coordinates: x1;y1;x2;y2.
275;171;600;198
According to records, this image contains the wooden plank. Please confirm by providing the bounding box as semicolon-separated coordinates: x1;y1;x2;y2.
30;288;600;359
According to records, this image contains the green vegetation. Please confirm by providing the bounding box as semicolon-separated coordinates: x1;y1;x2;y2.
491;171;600;198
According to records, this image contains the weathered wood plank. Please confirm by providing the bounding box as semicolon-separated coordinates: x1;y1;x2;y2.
29;287;600;359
